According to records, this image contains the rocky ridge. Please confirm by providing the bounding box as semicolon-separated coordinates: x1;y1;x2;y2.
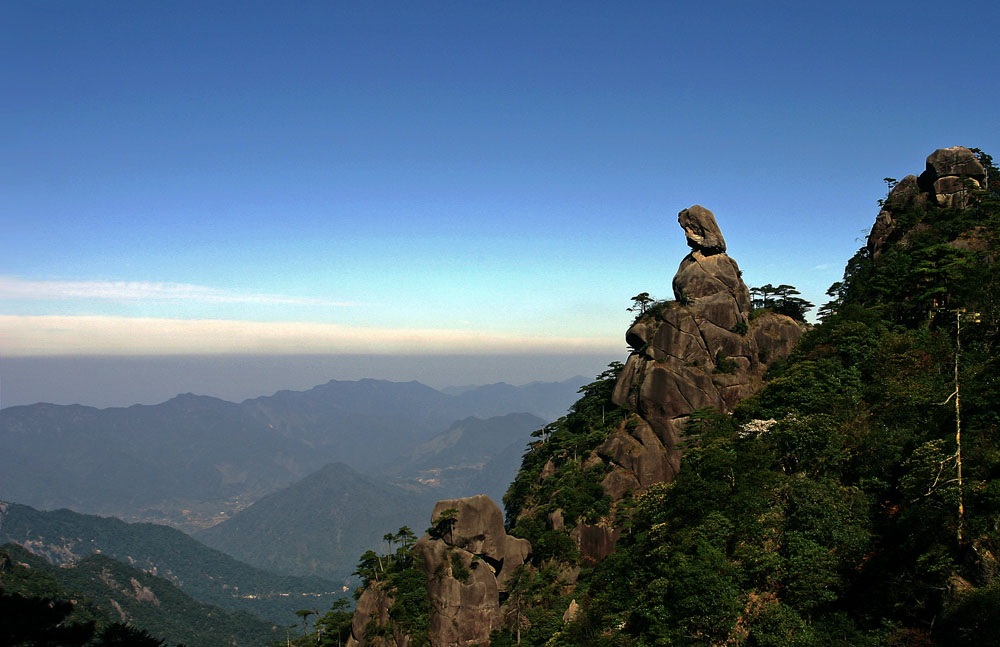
868;146;988;256
344;205;804;646
574;205;802;560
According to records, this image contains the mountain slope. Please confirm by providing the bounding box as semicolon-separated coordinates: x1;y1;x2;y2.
195;462;435;581
341;146;1000;647
0;501;341;624
392;412;545;502
0;543;278;647
197;413;547;582
0;377;586;530
504;146;1000;646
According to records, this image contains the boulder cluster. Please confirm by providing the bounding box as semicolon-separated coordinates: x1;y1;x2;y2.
570;205;802;561
868;146;987;256
348;495;528;647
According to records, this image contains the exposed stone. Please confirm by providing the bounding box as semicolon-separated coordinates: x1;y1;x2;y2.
570;523;621;564
562;599;580;623
920;146;986;187
600;467;640;501
603;205;801;539
430;495;507;563
751;311;804;368
886;175;921;209
949;226;991;252
869;147;987;256
347;495;530;647
417;538;500;647
347;584;407;647
673;252;747;306
597;417;678;491
678;205;727;254
557;563;581;586
538;458;557;481
348;202;811;644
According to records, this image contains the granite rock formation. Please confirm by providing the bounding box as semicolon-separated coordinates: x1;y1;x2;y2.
347;495;529;647
347;205;805;642
348;584;406;647
868;146;987;256
572;205;802;561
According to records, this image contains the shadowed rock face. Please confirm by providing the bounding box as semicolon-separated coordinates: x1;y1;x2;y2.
573;206;801;562
348;585;408;647
347;495;529;647
869;146;987;256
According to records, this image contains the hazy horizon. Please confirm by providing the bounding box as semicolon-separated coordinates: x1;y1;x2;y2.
0;353;620;409
3;2;997;412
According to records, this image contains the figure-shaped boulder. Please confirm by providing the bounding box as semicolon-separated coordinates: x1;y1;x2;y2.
586;206;800;563
678;204;727;254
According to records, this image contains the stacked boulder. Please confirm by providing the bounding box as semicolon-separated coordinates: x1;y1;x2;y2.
576;206;801;560
868;146;987;256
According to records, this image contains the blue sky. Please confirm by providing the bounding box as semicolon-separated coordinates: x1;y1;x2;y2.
2;1;999;363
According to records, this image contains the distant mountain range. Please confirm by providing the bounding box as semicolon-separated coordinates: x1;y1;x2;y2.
390;412;545;505
195;413;545;580
0;376;585;530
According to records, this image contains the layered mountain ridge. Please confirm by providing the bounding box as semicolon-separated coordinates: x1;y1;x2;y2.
0;377;585;530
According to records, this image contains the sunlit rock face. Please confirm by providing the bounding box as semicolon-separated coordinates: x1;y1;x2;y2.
347;495;529;647
574;206;801;562
869;146;987;256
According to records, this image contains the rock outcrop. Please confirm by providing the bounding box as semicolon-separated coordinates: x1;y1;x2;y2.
868;146;987;256
572;206;801;561
347;495;529;647
348;584;406;647
347;205;806;642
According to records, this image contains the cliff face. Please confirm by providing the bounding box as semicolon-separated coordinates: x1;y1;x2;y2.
345;147;998;647
348;495;529;647
575;205;801;560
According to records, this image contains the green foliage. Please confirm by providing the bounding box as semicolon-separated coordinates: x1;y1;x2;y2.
95;623;167;647
0;544;264;647
935;582;1000;646
347;153;1000;646
750;284;814;321
428;509;458;540
309;598;353;647
348;529;431;646
0;589;96;647
714;350;739;374
0;502;341;625
559;153;1000;645
504;363;625;533
626;292;653;315
450;551;471;583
